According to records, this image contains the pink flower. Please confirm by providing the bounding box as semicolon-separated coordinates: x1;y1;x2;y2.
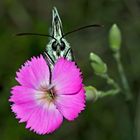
9;55;85;135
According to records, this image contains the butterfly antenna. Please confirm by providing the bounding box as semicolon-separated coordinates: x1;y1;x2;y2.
62;24;103;38
16;33;56;40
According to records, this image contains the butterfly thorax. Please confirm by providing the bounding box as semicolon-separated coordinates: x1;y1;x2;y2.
46;37;73;63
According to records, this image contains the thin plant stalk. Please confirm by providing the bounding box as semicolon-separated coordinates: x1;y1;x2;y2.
114;51;133;100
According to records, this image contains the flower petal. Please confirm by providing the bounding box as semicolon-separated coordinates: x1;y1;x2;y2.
10;85;40;123
9;86;37;104
25;102;63;134
52;58;83;95
10;85;63;134
55;87;86;121
16;55;50;89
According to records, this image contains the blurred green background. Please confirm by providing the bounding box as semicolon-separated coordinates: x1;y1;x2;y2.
0;0;140;140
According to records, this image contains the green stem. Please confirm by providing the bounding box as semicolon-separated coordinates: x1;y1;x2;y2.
99;89;120;98
97;73;121;99
85;85;120;101
102;73;120;90
114;51;133;100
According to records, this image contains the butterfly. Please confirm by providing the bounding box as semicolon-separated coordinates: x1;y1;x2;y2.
16;7;102;69
44;7;74;69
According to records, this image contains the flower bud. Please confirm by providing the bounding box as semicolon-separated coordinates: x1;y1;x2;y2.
90;52;107;75
109;24;122;52
85;86;100;101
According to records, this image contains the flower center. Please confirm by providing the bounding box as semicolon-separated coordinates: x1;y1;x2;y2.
36;86;56;104
45;89;55;102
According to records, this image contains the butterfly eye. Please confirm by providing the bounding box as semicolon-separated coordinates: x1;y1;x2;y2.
60;41;65;51
52;41;57;51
